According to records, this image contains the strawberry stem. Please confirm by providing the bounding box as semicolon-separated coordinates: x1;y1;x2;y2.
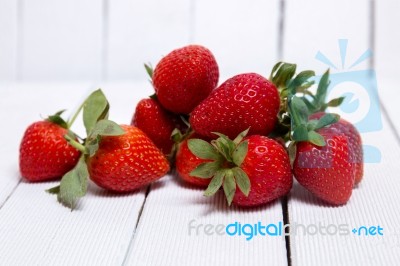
67;101;85;128
64;134;88;154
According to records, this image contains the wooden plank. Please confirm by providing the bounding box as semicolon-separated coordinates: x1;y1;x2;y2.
376;0;400;133
0;0;17;81
20;0;103;81
106;0;191;80
0;83;91;205
0;181;146;265
283;0;370;73
124;175;288;266
194;0;280;80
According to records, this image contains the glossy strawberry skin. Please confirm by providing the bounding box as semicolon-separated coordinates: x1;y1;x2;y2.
176;134;211;187
19;121;81;182
87;125;170;192
132;98;186;155
233;136;292;207
190;73;280;139
310;112;363;185
152;45;219;114
293;133;355;205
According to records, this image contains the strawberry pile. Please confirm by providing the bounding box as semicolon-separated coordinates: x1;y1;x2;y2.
19;44;363;210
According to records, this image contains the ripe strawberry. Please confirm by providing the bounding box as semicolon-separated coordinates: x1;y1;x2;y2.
19;120;80;182
175;134;212;187
152;45;219;114
310;112;363;185
87;125;170;192
187;129;292;207
190;73;280;139
232;135;292;206
132;98;187;155
293;132;355;205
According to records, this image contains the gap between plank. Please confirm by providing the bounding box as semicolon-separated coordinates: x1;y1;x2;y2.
281;195;292;266
121;183;152;266
101;0;109;81
0;179;22;210
277;0;286;60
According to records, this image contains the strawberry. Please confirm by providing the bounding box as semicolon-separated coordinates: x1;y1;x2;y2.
232;135;292;206
310;112;363;185
47;90;169;210
87;125;170;192
19;120;80;182
187;129;292;207
152;45;219;114
132;98;187;155
175;134;212;187
190;73;280;139
293;131;355;205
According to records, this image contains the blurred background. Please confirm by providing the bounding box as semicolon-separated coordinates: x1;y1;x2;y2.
0;0;397;84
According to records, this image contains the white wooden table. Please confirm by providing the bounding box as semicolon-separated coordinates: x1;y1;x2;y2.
1;0;400;265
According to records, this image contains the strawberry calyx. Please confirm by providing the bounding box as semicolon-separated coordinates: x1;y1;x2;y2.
47;89;125;210
46;110;69;129
188;128;251;206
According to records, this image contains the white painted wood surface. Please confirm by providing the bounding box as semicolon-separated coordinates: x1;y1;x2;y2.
1;0;400;265
0;0;17;81
193;0;279;80
106;0;191;80
125;175;287;266
376;0;400;133
19;0;103;81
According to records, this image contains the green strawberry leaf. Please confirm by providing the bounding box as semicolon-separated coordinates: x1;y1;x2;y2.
326;96;345;108
83;89;110;135
144;63;154;79
307;130;326;146
46;185;60;194
306;119;319;131
190;161;221;179
233;128;250;145
188;139;221;160
315;69;330;105
232;140;248;167
292;124;309;142
47;109;68;129
204;170;225;197
314;113;340;130
287;70;315;95
90;120;125;137
87;136;100;157
232;167;250;197
289;96;309;128
48;156;89;210
223;169;236;206
270;62;297;89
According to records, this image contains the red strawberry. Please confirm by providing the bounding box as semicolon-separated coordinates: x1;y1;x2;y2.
175;134;212;187
310;112;363;185
232;135;292;206
190;73;280;139
152;45;219;114
132;98;187;155
19;121;80;182
293;132;355;205
187;130;292;207
87;125;170;192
